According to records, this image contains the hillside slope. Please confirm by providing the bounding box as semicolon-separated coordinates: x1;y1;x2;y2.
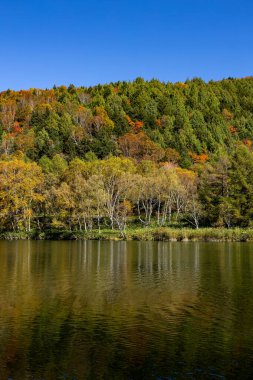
1;77;253;233
1;77;253;165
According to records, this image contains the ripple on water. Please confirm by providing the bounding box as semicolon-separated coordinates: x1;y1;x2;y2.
0;241;253;379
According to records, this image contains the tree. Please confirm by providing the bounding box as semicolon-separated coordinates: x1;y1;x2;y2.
118;132;165;162
99;157;136;229
0;157;44;232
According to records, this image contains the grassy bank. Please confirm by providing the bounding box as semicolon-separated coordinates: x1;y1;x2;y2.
1;227;253;242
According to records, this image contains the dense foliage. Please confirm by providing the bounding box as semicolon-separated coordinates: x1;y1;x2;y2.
1;77;253;234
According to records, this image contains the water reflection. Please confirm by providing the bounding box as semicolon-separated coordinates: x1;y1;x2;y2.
0;241;252;379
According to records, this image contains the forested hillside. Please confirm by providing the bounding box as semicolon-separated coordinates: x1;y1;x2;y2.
1;77;253;235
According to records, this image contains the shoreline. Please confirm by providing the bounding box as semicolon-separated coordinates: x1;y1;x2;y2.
1;227;253;242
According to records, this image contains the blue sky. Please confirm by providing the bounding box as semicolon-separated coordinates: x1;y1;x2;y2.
0;0;252;90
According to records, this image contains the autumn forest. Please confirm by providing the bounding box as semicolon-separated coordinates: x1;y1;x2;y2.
1;77;253;238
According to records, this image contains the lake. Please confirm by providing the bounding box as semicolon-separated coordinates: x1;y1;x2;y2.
0;241;253;379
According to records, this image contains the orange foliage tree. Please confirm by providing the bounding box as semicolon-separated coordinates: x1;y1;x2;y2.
118;132;164;162
189;152;209;164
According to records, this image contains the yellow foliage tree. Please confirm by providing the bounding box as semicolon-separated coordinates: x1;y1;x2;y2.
0;158;44;232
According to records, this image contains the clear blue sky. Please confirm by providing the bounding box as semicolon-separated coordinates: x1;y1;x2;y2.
0;0;252;90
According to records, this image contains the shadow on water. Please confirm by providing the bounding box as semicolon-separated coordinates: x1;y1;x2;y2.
0;241;253;379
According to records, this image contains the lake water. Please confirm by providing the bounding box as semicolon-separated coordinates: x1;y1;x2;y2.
0;241;253;379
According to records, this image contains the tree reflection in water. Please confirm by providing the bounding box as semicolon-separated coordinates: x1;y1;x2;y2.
0;241;252;379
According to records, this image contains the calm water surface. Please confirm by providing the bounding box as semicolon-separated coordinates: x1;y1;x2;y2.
0;241;253;379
